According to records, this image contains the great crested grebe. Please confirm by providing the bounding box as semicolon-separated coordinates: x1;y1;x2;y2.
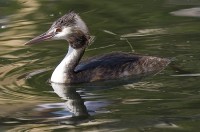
25;11;170;84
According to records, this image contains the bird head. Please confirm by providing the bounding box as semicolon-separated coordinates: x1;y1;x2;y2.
25;11;90;49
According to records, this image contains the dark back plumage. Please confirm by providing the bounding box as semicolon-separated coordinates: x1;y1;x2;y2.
72;52;170;83
75;52;141;72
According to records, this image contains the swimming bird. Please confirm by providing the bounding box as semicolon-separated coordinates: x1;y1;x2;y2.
25;11;170;84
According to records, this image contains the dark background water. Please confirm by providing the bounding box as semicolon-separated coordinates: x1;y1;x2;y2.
1;0;200;131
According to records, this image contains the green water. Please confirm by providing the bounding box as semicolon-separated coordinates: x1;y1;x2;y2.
1;0;200;131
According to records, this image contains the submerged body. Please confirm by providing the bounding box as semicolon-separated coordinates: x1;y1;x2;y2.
25;12;170;84
51;50;170;84
75;52;170;82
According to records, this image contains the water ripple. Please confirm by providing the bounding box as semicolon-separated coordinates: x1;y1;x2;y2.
171;7;200;17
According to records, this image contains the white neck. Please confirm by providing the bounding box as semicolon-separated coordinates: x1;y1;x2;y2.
51;45;81;83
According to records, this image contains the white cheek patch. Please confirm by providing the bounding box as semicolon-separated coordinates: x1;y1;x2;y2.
53;27;72;40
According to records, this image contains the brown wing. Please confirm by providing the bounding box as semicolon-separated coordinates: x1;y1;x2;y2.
74;52;142;73
73;52;170;83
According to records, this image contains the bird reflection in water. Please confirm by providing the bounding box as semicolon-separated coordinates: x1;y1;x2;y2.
50;83;90;125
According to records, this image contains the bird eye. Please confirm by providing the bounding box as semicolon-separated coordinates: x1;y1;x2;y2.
55;28;62;33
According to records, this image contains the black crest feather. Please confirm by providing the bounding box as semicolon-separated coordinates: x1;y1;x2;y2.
52;11;77;27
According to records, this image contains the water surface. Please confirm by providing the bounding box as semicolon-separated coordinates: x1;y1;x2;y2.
1;0;200;131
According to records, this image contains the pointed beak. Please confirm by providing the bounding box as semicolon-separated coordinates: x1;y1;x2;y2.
25;32;54;45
